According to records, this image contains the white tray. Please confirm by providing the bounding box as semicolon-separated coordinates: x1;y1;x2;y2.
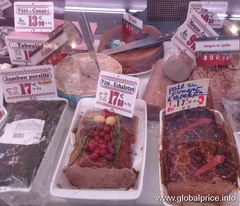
50;98;147;200
159;109;240;206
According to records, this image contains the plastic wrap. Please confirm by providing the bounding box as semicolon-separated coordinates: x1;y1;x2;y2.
0;100;66;191
159;107;240;206
162;42;194;82
51;98;147;200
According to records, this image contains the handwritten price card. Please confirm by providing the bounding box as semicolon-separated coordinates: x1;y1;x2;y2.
0;65;57;102
187;1;228;29
95;71;140;118
14;2;54;32
172;10;218;59
166;79;209;115
5;36;48;65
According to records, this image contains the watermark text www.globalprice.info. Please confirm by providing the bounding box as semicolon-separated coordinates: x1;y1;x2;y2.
156;194;236;204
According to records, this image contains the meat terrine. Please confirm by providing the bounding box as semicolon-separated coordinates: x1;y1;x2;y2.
160;108;239;201
65;109;138;189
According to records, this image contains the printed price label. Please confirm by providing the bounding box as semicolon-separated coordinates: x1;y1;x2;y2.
123;13;147;40
95;71;140;118
0;0;12;10
166;79;209;115
14;2;54;32
5;36;48;65
172;10;218;59
187;1;228;29
0;119;45;145
0;65;57;102
196;38;240;66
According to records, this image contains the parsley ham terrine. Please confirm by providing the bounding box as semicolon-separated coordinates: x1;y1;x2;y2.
161;108;239;200
65;109;138;189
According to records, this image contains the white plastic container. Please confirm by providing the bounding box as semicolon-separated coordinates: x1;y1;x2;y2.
159;109;240;206
50;98;147;200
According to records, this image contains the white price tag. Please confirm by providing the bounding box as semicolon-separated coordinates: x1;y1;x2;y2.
0;119;45;145
123;13;143;30
95;71;140;118
14;2;54;32
166;79;209;115
0;65;57;102
172;10;219;59
0;0;11;10
187;1;228;29
5;36;48;65
196;39;240;52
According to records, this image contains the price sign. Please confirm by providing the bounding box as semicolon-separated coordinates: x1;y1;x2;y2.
172;10;218;59
187;1;228;29
95;71;140;118
0;0;12;11
14;2;54;32
0;65;57;102
5;36;48;65
123;13;147;40
166;79;209;115
196;38;240;66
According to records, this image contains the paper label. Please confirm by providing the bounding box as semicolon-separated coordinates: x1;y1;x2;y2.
95;71;140;118
172;10;219;59
166;79;209;115
196;39;240;52
123;13;143;30
196;53;232;66
187;1;228;29
30;25;68;65
14;2;54;32
0;0;12;10
0;119;45;145
0;65;57;102
5;36;48;65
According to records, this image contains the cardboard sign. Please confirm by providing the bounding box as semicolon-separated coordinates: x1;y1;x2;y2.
0;65;57;102
95;71;140;118
0;119;45;145
166;79;209;115
123;13;143;30
187;1;228;29
14;2;54;32
0;0;12;11
172;10;219;59
5;36;48;65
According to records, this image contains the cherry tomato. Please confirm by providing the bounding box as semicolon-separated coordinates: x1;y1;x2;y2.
105;153;114;161
104;134;111;141
90;153;99;161
104;125;112;133
100;148;107;156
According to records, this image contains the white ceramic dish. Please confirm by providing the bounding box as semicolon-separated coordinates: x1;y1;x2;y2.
50;98;147;200
159;109;240;206
0;98;68;193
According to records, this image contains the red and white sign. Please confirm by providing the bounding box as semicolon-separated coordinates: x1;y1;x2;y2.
0;65;57;102
123;13;143;30
187;1;228;29
0;0;12;10
95;71;140;118
5;36;48;65
14;2;54;32
172;10;218;59
166;79;209;115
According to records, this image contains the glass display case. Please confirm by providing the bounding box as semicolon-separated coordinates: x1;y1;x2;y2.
0;0;239;206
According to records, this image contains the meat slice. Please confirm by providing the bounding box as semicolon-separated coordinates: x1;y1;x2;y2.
65;167;136;189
